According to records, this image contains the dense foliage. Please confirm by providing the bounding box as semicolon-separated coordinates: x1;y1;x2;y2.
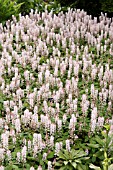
0;8;113;170
56;0;113;17
0;0;66;25
0;0;113;25
0;0;22;24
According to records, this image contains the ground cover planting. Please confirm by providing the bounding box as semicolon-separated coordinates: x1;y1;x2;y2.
0;8;113;170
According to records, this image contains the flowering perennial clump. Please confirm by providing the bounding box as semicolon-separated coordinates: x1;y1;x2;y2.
0;8;113;169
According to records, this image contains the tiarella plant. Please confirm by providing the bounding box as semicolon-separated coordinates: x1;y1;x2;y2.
55;149;89;170
0;7;113;170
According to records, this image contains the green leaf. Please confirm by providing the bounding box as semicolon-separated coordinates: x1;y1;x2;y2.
77;164;84;170
64;161;68;165
101;131;107;138
28;0;34;2
71;162;77;168
5;164;19;170
95;136;104;146
55;162;62;167
5;165;12;170
59;166;66;170
40;160;44;166
75;150;87;158
64;150;70;158
47;151;54;159
26;164;30;169
74;159;81;163
104;124;110;131
12;165;19;170
92;156;96;163
58;151;67;160
80;157;90;160
27;156;35;161
9;145;15;150
89;164;101;170
71;149;80;157
94;151;103;158
87;144;100;148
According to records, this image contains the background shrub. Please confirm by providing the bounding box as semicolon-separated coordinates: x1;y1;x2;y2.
55;0;113;18
0;0;113;34
16;0;36;15
0;0;22;24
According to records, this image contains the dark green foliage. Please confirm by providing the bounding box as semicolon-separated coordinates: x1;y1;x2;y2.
0;0;22;24
16;0;46;15
55;0;113;18
100;0;113;13
1;0;113;25
16;0;34;15
75;0;101;17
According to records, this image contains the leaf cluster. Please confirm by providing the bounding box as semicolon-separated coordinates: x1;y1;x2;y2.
0;0;22;24
55;149;89;170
